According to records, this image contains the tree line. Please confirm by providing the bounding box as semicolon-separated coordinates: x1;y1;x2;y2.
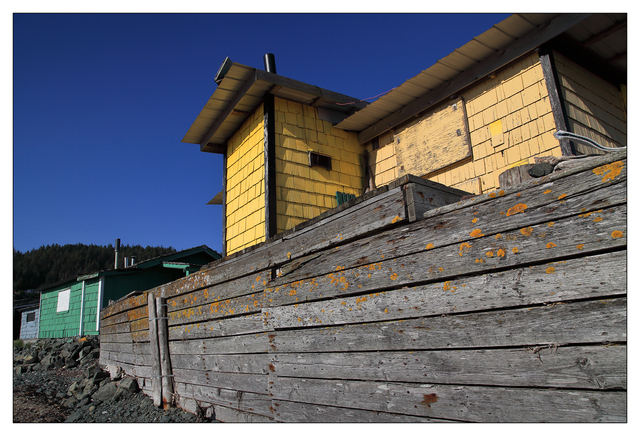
13;243;177;296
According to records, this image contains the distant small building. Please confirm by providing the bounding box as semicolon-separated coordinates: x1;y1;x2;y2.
182;13;625;257
13;298;40;340
37;245;220;338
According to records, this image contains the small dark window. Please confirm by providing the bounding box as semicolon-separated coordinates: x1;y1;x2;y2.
308;151;332;171
26;312;36;322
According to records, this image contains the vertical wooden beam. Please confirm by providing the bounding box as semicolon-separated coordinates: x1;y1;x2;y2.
221;151;228;257
539;48;573;156
263;93;277;239
147;293;162;407
156;297;174;409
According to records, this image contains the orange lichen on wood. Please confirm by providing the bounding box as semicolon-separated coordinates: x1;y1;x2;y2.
495;233;503;240
558;194;567;200
390;273;398;280
472;218;478;223
543;189;552;194
546;242;556;249
459;242;472;256
470;229;484;238
488;192;497;198
486;251;494;257
593;161;624;183
520;227;533;236
512;247;519;254
611;230;624;238
577;244;585;250
496;249;506;257
593;217;603;222
546;267;555;274
499;190;505;196
506;203;528;217
425;243;434;250
391;215;402;224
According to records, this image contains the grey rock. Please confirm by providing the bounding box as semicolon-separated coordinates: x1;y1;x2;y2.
119;378;139;393
528;162;555;177
92;381;118;402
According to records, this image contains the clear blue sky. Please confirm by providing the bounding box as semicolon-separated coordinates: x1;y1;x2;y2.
12;12;510;254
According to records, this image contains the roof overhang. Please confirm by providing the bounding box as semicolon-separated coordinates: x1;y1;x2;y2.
334;13;626;145
182;59;370;153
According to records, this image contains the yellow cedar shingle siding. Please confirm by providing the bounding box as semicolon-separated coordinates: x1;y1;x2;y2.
225;105;266;255
553;51;626;155
274;97;365;234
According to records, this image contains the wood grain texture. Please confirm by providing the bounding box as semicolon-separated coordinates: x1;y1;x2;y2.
175;382;273;418
395;97;472;178
173;368;269;395
168;313;264;341
268;297;626;353
271;344;626;390
263;203;626;307
269;377;625;422
169;332;269;355
264;251;626;329
271;399;448;422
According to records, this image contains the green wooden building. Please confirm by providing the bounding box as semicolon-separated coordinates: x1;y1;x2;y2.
37;245;220;338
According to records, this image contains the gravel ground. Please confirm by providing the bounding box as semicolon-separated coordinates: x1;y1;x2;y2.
13;339;217;423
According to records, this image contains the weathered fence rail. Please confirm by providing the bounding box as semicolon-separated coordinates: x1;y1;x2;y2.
100;150;626;422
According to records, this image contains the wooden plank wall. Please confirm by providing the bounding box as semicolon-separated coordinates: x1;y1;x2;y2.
99;150;626;422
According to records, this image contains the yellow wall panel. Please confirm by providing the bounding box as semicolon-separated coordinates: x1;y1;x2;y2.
225;104;266;255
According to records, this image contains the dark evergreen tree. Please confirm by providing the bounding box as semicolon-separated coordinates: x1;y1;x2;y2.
13;243;178;294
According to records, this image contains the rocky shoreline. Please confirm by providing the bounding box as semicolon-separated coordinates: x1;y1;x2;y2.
13;337;217;423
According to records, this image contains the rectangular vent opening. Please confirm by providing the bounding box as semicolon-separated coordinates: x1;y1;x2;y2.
308;151;332;171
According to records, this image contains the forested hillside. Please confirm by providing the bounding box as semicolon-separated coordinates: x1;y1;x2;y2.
13;243;177;295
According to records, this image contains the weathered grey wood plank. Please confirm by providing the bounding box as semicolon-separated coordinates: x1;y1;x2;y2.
272;345;626;390
268;298;626;353
265;204;626;307
100;305;148;328
101;350;153;367
99;330;149;343
269;155;625;290
99;358;152;378
168;292;263;326
269;377;626;422
171;353;269;375
147;293;162;407
423;150;626;220
168;313;264;341
172;368;269;395
169;332;269;355
270;399;452;422
211;404;275;423
100;321;132;335
176;382;273;418
100;292;148;320
99;341;150;355
270;187;406;263
153;187;406;301
265;251;626;328
166;273;268;314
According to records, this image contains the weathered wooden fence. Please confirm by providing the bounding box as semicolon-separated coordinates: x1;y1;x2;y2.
99;150;626;422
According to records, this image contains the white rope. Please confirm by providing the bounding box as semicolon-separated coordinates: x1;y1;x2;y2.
554;130;626;152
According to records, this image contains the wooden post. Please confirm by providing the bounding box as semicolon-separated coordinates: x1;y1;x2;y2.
156;296;174;409
147;293;162;407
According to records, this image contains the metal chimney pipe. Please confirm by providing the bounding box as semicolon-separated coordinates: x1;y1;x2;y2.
130;256;136;266
124;257;129;268
114;238;121;270
264;53;276;74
